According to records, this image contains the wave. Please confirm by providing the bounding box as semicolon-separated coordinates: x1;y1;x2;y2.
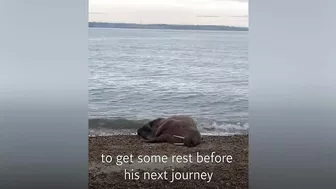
88;118;248;136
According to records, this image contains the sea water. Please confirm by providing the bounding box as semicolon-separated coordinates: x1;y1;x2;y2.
89;28;248;136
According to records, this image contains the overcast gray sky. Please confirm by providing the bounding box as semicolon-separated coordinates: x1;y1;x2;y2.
89;0;248;27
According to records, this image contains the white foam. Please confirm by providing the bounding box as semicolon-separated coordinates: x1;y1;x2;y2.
88;121;249;137
205;121;248;131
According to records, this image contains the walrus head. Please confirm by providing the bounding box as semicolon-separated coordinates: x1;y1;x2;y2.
137;118;164;140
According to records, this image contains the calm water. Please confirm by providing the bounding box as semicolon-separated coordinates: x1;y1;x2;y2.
89;28;248;136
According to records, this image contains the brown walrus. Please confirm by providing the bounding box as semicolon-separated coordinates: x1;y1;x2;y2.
137;115;202;147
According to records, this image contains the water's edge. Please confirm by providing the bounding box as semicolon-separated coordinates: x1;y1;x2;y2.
88;118;249;137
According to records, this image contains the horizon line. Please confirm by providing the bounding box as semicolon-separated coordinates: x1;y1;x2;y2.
88;21;249;28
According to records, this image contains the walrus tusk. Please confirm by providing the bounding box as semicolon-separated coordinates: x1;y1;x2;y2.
174;143;185;146
173;135;185;139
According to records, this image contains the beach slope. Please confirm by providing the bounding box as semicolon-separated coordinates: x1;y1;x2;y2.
89;135;248;189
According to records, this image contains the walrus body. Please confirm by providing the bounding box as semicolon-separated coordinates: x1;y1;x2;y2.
137;115;201;147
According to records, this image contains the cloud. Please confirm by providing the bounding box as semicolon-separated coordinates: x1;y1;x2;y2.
89;0;248;26
214;0;248;2
196;15;221;17
89;12;107;15
230;15;248;18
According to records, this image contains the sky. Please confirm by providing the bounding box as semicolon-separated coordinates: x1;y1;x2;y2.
89;0;248;27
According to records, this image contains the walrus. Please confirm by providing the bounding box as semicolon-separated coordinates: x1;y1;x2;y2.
137;115;201;147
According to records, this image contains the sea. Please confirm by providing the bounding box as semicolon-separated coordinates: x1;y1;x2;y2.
89;28;249;136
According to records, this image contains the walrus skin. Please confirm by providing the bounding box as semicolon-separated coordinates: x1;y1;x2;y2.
137;115;202;147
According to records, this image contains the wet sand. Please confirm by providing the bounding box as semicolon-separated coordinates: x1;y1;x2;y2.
89;135;248;189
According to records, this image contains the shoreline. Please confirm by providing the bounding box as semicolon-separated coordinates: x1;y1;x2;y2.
88;132;246;137
89;135;248;189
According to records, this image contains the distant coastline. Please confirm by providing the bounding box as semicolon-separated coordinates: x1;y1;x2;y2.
88;22;248;31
